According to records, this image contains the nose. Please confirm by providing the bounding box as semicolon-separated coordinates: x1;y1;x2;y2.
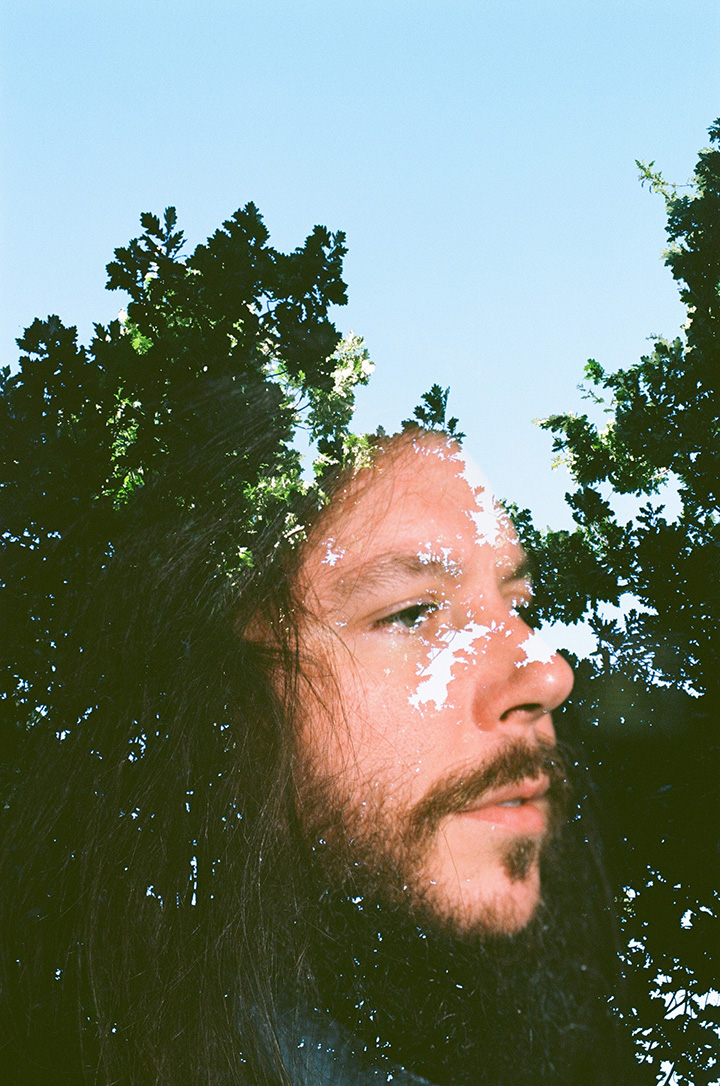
468;614;574;745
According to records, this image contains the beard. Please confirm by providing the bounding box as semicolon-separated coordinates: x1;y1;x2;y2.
292;738;626;1085
300;736;570;934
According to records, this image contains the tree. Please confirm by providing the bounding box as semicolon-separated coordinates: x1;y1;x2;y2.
0;204;374;1081
516;120;720;1084
0;203;373;777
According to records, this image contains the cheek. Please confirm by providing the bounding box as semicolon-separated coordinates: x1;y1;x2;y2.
299;649;435;800
299;631;487;812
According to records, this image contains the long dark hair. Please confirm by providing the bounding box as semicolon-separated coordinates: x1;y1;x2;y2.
0;382;329;1084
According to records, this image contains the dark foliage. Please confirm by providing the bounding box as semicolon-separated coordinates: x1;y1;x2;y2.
402;383;465;440
0;204;372;1083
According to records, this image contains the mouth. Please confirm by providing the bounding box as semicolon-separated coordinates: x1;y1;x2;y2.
409;741;567;844
459;777;550;834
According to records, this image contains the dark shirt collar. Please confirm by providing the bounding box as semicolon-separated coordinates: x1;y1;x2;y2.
275;1006;437;1085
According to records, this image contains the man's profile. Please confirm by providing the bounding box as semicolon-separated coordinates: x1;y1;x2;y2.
1;424;628;1085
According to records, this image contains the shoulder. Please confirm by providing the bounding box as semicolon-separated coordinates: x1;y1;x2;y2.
278;1009;435;1086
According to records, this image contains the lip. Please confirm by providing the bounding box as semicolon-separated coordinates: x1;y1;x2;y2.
458;776;550;835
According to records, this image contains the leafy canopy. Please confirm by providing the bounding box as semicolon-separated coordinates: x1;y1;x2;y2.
0;203;375;760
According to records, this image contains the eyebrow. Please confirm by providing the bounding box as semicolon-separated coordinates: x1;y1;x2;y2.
319;548;533;609
323;552;459;605
500;554;533;585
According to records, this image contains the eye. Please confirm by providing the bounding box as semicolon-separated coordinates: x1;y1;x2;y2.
374;601;441;632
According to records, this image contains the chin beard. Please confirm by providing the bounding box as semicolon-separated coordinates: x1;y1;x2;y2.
294;741;626;1085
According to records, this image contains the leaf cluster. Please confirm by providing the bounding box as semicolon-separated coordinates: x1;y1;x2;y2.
0;203;370;769
402;383;465;441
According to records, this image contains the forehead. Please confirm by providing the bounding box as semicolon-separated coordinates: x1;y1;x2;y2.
301;436;524;589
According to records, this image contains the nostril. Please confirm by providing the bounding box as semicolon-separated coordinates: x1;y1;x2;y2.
499;702;544;723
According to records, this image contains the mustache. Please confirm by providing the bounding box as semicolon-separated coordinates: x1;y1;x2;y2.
407;739;570;843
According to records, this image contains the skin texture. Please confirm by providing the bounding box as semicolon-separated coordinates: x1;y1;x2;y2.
296;433;574;934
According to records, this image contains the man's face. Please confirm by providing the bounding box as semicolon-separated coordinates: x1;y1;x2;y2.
295;435;574;934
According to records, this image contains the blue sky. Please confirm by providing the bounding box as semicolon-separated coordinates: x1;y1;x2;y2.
2;0;719;530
